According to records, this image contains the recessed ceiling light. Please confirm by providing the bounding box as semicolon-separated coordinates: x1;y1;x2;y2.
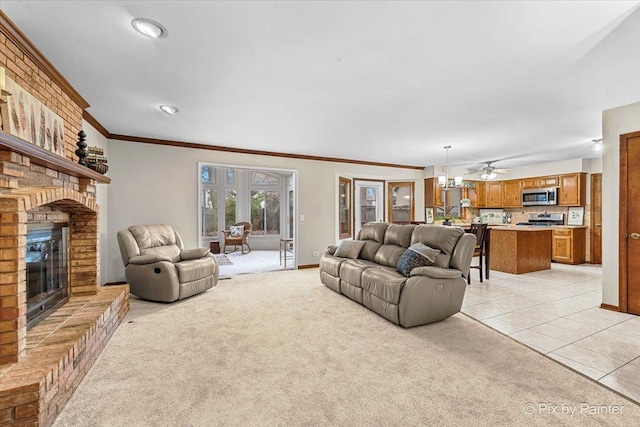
132;18;167;38
159;105;178;115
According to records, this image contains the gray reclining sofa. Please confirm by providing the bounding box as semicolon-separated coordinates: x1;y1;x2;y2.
319;223;475;327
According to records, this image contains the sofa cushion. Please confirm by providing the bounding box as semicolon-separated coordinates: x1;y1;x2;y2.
359;241;383;262
129;224;177;249
334;240;366;259
384;224;415;247
357;222;388;243
175;257;217;283
373;244;406;267
362;268;407;305
319;254;345;277
411;225;464;268
140;244;181;263
341;258;379;288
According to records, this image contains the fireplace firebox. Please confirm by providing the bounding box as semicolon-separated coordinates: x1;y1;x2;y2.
26;223;70;329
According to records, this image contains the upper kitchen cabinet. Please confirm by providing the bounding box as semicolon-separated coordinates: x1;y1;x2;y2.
424;178;444;208
502;180;522;207
475;181;487;207
539;176;560;187
521;178;539;189
521;176;560;189
558;173;586;206
486;181;503;207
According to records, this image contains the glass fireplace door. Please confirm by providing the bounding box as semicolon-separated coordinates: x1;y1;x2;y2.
26;223;69;328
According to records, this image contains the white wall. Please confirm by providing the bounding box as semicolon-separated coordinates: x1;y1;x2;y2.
81;120;109;285
105;139;424;283
602;101;640;306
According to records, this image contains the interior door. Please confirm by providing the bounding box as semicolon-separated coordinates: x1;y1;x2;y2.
354;180;384;237
622;133;640;315
590;173;602;264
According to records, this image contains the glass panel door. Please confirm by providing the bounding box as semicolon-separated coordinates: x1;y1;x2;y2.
354;180;384;237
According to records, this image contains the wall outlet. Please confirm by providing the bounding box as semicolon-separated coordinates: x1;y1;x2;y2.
313;251;320;256
300;214;305;221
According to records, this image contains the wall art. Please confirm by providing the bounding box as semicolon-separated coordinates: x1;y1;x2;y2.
2;76;65;156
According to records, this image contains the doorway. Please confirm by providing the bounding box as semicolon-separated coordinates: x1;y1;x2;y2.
590;173;602;264
354;179;385;237
198;164;297;275
619;131;640;315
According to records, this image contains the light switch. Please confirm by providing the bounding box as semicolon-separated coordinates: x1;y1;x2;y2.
300;214;304;221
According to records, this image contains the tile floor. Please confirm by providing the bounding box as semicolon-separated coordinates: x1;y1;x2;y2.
218;249;293;277
462;263;640;404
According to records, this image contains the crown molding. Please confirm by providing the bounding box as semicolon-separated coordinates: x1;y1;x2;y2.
108;133;425;170
0;11;90;109
82;110;110;138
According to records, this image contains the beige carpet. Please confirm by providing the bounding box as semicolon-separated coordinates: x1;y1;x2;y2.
54;269;639;426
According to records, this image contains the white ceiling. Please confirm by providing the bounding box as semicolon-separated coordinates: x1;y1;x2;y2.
2;1;640;169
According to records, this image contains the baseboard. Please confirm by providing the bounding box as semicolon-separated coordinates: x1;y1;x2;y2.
298;264;319;269
600;303;620;312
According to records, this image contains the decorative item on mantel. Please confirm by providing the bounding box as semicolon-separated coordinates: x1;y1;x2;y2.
75;130;88;165
86;145;109;174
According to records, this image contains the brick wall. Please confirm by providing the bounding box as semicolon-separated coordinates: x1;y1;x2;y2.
1;30;82;161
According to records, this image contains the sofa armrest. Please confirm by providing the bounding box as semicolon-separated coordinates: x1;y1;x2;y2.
129;254;172;265
410;266;462;279
180;248;211;261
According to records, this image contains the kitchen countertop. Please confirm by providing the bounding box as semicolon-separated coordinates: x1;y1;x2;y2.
489;224;588;230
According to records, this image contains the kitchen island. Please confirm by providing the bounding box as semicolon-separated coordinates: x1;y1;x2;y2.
489;226;552;274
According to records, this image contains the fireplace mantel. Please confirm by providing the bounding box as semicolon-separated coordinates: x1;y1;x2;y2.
0;131;111;184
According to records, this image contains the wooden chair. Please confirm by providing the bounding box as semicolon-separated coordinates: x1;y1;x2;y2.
467;223;488;285
222;221;252;254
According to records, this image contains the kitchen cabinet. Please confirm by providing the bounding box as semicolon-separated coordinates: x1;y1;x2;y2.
476;181;486;207
552;228;586;264
539;176;560;187
490;227;552;274
424;178;444;208
558;173;586;206
521;176;559;189
502;180;522;207
486;181;502;207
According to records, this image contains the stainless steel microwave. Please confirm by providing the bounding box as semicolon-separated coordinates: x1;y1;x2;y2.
522;187;558;206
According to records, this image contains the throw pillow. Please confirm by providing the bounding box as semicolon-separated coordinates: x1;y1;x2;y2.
334;240;365;259
396;249;428;277
396;244;441;277
229;225;244;238
408;242;440;264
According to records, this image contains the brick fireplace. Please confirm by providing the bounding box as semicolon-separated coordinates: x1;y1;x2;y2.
0;12;129;426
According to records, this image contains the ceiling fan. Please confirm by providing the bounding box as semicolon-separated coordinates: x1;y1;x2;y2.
474;161;511;180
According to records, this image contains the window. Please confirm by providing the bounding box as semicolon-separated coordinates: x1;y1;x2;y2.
338;177;352;239
251;190;280;235
224;189;237;229
201;188;219;238
199;165;287;244
201;166;216;184
388;182;415;223
251;171;280;186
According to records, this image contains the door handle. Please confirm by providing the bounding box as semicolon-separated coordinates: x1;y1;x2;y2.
629;233;640;240
595;224;601;227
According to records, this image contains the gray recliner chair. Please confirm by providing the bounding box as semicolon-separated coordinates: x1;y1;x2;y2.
117;224;218;302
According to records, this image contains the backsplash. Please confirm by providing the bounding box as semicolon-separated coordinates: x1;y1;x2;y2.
467;205;590;227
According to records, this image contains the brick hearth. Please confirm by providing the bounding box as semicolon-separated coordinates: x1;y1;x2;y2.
0;286;128;426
